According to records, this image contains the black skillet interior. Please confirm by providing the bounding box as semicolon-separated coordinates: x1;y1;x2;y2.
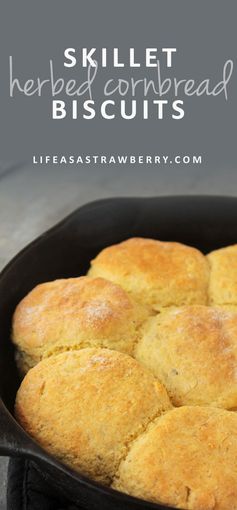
1;195;237;510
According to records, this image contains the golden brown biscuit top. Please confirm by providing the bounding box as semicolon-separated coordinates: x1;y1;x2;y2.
12;276;147;367
114;406;237;510
208;244;237;306
135;305;237;408
12;238;237;508
15;348;171;484
88;237;210;309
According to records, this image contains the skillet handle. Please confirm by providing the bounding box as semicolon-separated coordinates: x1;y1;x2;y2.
0;398;42;458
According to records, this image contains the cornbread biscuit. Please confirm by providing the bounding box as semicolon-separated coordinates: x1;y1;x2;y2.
135;305;237;408
15;349;171;484
12;276;148;374
88;238;210;310
113;406;237;510
208;244;237;306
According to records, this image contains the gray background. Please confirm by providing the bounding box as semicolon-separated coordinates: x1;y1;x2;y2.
0;0;236;170
0;0;237;508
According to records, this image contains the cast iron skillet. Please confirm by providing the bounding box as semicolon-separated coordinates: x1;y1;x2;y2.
1;196;237;510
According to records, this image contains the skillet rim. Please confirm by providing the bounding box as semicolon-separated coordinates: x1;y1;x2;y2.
2;194;237;510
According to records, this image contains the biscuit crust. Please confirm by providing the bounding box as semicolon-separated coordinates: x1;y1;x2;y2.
88;238;210;310
114;406;237;510
15;349;171;484
208;244;237;306
13;239;237;508
12;276;148;374
135;305;237;408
